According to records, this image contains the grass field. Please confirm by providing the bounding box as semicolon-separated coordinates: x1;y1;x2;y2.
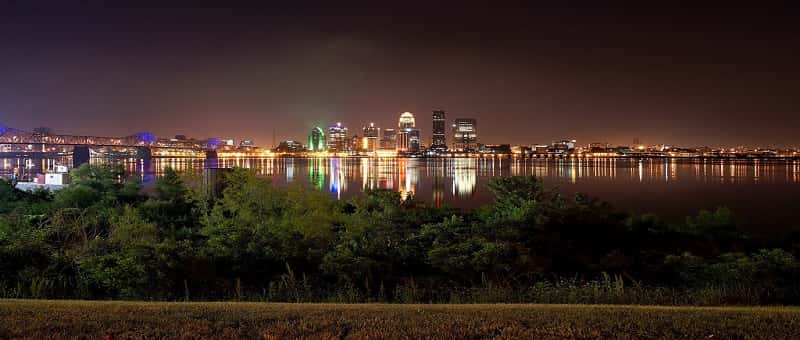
1;300;799;339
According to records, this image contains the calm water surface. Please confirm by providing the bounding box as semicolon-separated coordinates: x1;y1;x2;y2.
4;157;800;232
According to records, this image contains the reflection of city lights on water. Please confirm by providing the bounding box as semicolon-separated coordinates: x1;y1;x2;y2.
638;160;643;182
793;161;799;183
286;159;294;182
329;158;339;198
452;158;477;197
4;156;800;208
397;158;418;201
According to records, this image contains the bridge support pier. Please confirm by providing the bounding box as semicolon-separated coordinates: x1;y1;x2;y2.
136;146;152;160
205;150;219;168
73;145;90;168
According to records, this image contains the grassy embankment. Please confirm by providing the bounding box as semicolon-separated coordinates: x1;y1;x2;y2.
1;300;799;339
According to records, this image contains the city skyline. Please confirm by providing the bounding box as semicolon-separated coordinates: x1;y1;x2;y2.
1;4;798;147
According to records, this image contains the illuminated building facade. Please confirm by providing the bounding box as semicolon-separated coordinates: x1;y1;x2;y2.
380;128;397;150
398;112;415;129
407;128;421;152
362;123;380;152
307;126;326;151
452;118;477;151
431;110;447;150
479;144;511;154
397;112;419;152
275;140;304;153
349;134;361;152
327;122;349;152
549;139;576;154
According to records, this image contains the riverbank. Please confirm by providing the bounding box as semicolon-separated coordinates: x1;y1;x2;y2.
13;182;66;192
1;300;798;339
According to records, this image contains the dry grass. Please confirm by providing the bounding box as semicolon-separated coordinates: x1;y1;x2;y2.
1;300;799;339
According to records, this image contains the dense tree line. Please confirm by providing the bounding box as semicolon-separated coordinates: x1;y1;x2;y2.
1;165;798;304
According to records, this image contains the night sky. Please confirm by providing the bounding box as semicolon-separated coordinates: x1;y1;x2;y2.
1;3;798;147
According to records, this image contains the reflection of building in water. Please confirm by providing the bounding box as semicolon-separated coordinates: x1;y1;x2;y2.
377;158;396;190
794;161;799;183
396;158;419;200
329;158;343;199
360;158;371;190
638;159;643;182
308;158;326;190
451;158;477;197
286;158;294;183
432;175;445;208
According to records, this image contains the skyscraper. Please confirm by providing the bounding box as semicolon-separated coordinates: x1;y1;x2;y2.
431;110;447;150
397;112;420;152
327;122;348;152
452;118;477;151
380;128;397;150
408;128;421;152
362;122;380;152
307;127;326;151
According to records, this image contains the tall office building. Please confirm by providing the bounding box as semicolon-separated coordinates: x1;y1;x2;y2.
362;122;380;152
452;118;478;151
307;126;326;151
397;112;420;152
431;110;447;150
327;122;348;152
348;134;361;152
407;128;421;152
380;128;397;150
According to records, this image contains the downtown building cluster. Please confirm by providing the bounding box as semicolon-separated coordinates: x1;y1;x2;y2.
283;110;480;157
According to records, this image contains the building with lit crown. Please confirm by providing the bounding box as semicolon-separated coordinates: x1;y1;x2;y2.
397;112;420;152
398;112;415;129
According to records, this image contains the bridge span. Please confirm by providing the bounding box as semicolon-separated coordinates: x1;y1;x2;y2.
0;126;216;168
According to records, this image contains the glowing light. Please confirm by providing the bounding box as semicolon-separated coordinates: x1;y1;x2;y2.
136;132;157;144
376;149;398;158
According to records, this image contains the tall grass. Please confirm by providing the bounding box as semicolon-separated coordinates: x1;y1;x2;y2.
4;273;797;306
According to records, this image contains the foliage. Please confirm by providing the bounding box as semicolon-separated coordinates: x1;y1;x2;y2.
1;168;799;305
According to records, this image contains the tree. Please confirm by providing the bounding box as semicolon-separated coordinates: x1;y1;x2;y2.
79;206;163;299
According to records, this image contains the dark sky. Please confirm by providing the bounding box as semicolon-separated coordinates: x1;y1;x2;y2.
1;2;798;147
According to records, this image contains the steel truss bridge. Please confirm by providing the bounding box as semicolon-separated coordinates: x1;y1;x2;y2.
0;126;215;167
0;126;212;149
